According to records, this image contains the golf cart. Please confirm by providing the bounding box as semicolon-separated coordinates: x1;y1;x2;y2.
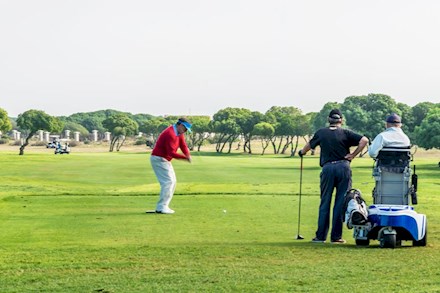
55;142;70;154
346;147;427;248
46;140;58;148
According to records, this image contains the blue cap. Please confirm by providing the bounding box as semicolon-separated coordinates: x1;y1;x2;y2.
178;119;192;133
386;113;401;123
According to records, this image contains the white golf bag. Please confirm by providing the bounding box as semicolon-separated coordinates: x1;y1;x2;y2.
344;189;369;229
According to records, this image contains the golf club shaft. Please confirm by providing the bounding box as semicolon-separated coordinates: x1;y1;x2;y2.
297;156;303;236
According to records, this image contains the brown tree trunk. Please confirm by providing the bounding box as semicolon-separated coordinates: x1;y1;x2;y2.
19;132;34;155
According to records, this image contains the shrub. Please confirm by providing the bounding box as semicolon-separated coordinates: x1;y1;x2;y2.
32;141;47;146
134;139;146;146
11;140;22;146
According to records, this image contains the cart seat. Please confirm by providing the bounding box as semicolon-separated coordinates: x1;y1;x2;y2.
376;147;411;173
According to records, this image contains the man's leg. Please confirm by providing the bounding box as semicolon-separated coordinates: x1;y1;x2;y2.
315;165;335;240
331;162;352;241
150;155;176;212
162;168;177;208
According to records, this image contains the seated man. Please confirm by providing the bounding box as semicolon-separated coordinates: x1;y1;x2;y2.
368;113;410;159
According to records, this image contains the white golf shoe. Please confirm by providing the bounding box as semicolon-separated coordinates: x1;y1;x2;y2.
155;207;175;214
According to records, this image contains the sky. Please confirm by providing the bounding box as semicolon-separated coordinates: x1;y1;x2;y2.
1;0;440;118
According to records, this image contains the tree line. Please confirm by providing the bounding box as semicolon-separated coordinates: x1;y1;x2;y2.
1;93;439;155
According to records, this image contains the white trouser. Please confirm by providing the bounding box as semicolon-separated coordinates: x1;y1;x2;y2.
150;155;177;211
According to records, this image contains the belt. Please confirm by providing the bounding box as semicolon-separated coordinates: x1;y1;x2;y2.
324;160;348;166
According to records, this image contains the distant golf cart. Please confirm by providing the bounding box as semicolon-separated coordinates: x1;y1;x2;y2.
46;141;57;148
54;142;71;155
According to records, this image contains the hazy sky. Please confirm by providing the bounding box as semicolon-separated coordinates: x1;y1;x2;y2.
1;0;439;118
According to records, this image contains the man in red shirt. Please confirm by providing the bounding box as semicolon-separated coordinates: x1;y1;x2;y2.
150;117;192;214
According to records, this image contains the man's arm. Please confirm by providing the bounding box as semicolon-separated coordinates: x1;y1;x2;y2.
368;135;384;158
298;143;312;157
345;136;369;161
179;135;192;163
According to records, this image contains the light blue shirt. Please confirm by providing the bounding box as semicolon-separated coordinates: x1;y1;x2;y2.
368;127;410;158
173;124;180;136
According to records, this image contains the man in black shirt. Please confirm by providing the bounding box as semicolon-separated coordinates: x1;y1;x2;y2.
299;109;368;244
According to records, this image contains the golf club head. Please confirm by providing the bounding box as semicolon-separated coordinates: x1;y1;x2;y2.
296;234;304;240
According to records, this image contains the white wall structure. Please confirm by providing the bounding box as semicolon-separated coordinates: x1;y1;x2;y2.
74;131;80;142
104;132;111;141
12;130;21;140
65;130;70;139
38;130;44;141
44;131;50;142
92;130;98;142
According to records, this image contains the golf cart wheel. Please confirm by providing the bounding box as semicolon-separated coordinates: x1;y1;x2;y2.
380;234;397;248
355;239;370;246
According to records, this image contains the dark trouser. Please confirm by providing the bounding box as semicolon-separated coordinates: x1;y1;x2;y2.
315;160;352;241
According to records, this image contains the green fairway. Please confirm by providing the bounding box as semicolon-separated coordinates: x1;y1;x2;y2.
1;149;439;292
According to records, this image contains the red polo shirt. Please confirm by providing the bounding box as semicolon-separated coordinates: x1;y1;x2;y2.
151;125;190;161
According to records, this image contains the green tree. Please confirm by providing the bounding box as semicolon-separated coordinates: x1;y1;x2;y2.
291;113;314;156
186;116;212;151
414;107;440;149
409;102;438;145
0;108;12;135
241;111;264;154
16;110;63;155
132;113;156;127
397;102;413;137
265;106;302;154
252;122;275;155
211;118;241;153
62;121;90;140
139;117;173;147
68;109;127;133
102;113;138;152
300;112;318;155
341;94;400;140
312;102;340;132
211;108;247;153
411;102;436;129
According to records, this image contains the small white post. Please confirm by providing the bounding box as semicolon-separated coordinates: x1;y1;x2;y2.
92;130;98;142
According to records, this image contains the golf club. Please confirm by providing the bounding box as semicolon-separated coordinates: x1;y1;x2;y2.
296;154;304;240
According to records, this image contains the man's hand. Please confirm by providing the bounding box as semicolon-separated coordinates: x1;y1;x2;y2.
344;153;355;161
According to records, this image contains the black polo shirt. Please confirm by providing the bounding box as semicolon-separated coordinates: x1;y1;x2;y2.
309;127;363;167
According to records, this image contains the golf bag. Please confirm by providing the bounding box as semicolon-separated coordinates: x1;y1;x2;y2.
344;189;369;229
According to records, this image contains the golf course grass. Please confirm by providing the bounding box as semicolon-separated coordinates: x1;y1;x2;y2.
0;146;439;292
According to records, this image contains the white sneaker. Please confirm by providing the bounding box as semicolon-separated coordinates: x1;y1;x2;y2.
156;207;175;214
